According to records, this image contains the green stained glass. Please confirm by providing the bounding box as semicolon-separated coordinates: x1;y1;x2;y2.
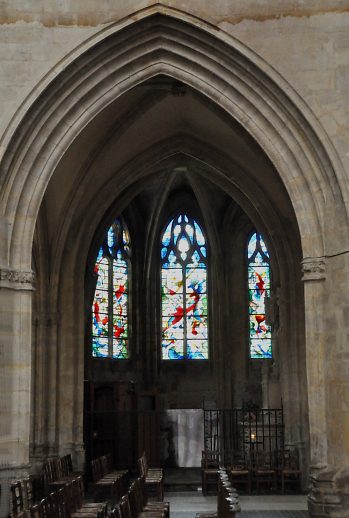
161;214;208;360
247;232;272;359
92;219;130;359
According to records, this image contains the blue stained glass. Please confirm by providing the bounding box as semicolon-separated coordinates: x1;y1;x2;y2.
191;250;201;264
186;224;194;243
161;214;208;360
247;233;257;259
107;226;115;253
187;340;208;359
92;337;109;358
194;221;205;246
92;219;130;359
174;225;181;242
168;250;177;265
260;238;269;257
113;339;128;359
247;232;271;359
162;221;172;246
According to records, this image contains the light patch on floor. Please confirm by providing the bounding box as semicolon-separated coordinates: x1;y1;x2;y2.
165;491;308;515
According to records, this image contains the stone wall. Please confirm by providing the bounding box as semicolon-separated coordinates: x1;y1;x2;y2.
0;2;348;190
0;2;348;517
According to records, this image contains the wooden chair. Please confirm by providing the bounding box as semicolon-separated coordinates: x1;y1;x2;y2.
11;481;24;516
253;450;277;492
201;450;221;495
91;458;121;504
226;450;252;494
68;479;108;517
128;480;164;518
109;505;122;518
22;478;34;510
138;453;163;502
137;477;169;518
281;449;302;493
29;501;45;518
119;495;133;518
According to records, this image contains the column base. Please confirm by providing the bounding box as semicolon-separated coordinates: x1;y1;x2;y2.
308;466;349;517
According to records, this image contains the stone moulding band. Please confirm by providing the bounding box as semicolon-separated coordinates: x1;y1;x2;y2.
301;257;326;281
0;268;35;290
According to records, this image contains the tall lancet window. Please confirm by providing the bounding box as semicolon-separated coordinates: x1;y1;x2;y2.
92;219;130;359
247;232;272;359
161;214;208;360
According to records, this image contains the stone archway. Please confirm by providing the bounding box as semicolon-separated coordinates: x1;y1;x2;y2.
0;5;348;516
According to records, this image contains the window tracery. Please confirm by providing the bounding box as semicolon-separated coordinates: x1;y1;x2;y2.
247;232;272;359
161;214;208;360
92;219;130;359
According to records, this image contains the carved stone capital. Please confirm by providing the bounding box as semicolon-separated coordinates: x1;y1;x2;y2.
301;257;326;281
0;268;36;290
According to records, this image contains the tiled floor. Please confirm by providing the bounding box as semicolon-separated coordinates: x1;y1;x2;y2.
166;491;308;517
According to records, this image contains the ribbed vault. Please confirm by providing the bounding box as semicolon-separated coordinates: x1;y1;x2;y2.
0;5;348;271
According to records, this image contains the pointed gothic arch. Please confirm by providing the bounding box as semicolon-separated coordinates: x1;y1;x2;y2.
1;6;348;515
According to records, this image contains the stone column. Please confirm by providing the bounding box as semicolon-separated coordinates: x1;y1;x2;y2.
0;268;34;518
301;257;328;471
302;257;344;516
306;253;349;517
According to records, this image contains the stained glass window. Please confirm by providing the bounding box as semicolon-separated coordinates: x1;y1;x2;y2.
161;214;208;360
247;232;272;359
92;219;130;359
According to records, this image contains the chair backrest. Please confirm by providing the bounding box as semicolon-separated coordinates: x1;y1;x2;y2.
91;458;102;482
137;456;146;478
229;449;250;470
128;480;142;518
255;450;274;470
74;477;85;509
120;494;132;518
100;455;109;477
62;480;75;515
30;502;44;518
47;489;65;518
22;478;34;509
105;453;114;471
282;448;299;470
64;454;73;474
142;452;149;473
11;480;24;514
110;504;122;518
138;475;148;506
202;450;221;469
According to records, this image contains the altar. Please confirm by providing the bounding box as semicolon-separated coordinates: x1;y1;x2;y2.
163;409;204;467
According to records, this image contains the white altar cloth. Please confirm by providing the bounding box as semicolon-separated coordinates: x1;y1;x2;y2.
165;409;204;467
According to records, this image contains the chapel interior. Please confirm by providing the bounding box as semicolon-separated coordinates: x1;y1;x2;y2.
31;73;308;490
1;3;349;517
